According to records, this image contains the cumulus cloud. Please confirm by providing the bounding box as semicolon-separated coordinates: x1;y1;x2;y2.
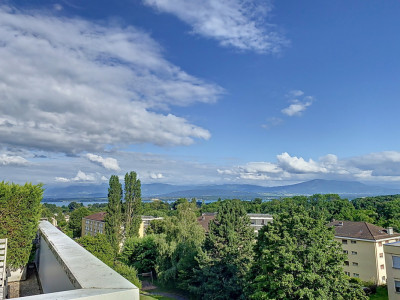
143;0;288;53
150;173;164;179
54;170;97;183
0;6;223;154
0;154;29;166
277;152;327;174
281;90;314;117
86;153;120;171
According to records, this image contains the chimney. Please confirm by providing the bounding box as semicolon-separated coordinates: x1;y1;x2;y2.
338;221;343;226
388;227;394;235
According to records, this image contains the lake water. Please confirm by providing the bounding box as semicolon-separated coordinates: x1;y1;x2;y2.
42;201;108;207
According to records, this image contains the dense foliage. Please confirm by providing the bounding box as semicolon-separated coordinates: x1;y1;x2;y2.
192;199;255;299
77;234;115;266
105;175;123;252
124;171;142;238
247;204;367;300
0;182;43;269
69;206;91;238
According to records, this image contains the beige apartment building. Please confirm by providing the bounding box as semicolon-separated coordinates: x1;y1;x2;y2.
81;212;162;237
384;241;400;299
329;220;400;285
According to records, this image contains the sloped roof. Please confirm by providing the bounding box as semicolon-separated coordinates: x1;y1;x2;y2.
328;220;400;241
197;214;216;232
84;212;106;222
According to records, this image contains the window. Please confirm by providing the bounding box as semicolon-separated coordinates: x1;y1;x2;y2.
351;240;357;244
395;281;400;293
343;250;348;254
380;264;385;270
353;273;360;278
345;272;350;276
380;253;384;258
344;261;349;266
382;276;386;281
393;256;400;269
379;242;383;247
351;251;358;255
352;262;358;266
342;239;348;244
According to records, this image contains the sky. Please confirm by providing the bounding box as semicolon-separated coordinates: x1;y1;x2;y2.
1;0;400;188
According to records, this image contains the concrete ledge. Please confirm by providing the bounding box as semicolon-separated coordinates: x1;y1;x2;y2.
27;221;139;300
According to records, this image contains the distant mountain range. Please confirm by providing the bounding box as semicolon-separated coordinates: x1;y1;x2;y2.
43;179;400;200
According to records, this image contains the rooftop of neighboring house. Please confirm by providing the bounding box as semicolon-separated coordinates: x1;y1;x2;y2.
84;212;107;222
197;213;216;232
248;213;273;219
328;220;400;241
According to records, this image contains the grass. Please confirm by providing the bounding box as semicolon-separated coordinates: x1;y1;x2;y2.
369;286;388;300
140;292;176;300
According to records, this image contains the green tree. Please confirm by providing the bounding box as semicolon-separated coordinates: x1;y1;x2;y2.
247;204;367;300
157;201;205;290
68;201;83;211
193;199;255;299
124;171;142;238
69;206;90;238
0;182;43;269
77;234;115;266
105;175;123;253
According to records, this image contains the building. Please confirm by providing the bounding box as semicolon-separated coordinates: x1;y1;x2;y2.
328;220;400;285
384;241;400;299
81;212;162;237
197;213;273;233
82;212;106;237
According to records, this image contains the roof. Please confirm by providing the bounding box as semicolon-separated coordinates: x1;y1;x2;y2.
197;214;216;232
327;220;400;241
84;212;106;222
248;213;273;218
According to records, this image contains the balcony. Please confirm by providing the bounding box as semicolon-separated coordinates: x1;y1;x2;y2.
14;221;139;299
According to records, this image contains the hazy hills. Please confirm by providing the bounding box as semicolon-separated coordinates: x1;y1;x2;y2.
43;179;400;200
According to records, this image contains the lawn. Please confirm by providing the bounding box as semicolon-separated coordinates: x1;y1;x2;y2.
369;286;388;300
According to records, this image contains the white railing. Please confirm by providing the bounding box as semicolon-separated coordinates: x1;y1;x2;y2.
19;221;139;300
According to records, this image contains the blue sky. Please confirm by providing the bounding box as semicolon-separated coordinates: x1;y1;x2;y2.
1;0;400;187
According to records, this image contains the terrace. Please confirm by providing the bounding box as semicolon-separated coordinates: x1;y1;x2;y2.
10;220;139;299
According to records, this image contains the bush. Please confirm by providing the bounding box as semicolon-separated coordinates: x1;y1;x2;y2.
0;182;43;269
76;234;115;266
113;262;142;288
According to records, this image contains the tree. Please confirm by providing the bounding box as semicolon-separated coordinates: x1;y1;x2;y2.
124;171;142;238
68;201;83;211
105;175;123;253
247;204;368;300
69;206;90;238
0;182;43;269
192;199;255;299
77;234;115;266
156;201;205;290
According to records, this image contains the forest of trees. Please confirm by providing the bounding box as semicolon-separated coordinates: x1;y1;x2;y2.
40;175;400;299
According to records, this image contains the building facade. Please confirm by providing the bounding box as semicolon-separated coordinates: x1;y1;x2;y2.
328;220;400;285
384;241;400;299
81;212;162;238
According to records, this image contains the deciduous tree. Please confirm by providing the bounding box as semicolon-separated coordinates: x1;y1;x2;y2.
124;171;142;238
105;175;122;253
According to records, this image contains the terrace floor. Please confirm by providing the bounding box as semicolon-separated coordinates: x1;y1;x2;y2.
9;264;42;298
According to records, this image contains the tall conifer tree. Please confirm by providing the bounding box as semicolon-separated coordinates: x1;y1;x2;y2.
124;171;142;238
105;175;122;253
193;199;255;299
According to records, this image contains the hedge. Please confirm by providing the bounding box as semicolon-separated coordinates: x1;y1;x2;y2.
0;182;43;269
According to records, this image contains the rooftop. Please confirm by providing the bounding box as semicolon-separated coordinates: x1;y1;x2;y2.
328;220;400;241
83;212;106;222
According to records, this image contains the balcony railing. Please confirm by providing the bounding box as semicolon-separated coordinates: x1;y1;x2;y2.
18;221;139;300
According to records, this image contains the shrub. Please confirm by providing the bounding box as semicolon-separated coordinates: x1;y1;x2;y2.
0;182;43;269
113;261;142;288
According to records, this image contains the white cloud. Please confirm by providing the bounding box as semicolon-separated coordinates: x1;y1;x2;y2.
0;6;223;154
72;170;96;182
277;152;327;174
0;154;29;166
262;117;283;130
150;173;164;179
53;4;63;11
143;0;288;53
55;176;70;183
86;153;120;171
281;91;314;117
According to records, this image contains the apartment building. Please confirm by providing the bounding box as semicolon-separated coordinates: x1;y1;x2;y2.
384;241;400;299
328;220;400;285
81;212;162;237
197;212;273;233
82;212;106;237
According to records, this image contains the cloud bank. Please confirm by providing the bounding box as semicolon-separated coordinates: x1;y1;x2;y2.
143;0;288;53
86;153;120;171
0;6;223;154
